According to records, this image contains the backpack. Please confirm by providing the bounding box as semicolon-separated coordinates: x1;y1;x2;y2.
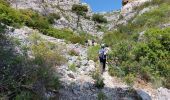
99;49;106;59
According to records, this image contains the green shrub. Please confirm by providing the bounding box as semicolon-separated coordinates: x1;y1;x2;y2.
92;14;107;23
0;0;10;6
108;66;125;77
69;63;77;72
20;9;50;30
0;31;65;99
92;70;104;89
69;35;86;44
87;45;100;62
47;13;60;24
43;27;78;40
124;74;135;87
30;33;66;66
68;49;79;56
0;4;26;27
103;31;130;47
98;92;107;100
0;23;5;33
15;91;37;100
108;27;170;88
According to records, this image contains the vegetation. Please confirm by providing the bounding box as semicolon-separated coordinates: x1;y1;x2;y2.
104;0;170;88
47;13;60;24
68;49;79;56
0;30;66;99
68;63;77;72
118;1;170;37
92;69;104;89
72;4;88;28
0;1;91;44
87;45;100;62
98;91;107;100
92;14;107;24
106;27;170;88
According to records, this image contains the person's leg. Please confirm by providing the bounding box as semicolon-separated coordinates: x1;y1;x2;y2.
99;58;103;74
103;59;106;72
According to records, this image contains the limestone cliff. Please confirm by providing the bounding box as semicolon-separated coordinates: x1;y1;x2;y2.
8;0;101;36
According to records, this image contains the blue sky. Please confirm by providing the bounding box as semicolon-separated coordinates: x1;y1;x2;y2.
81;0;122;12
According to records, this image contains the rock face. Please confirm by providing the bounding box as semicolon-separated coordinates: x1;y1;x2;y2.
8;0;101;36
9;0;80;11
121;0;150;17
103;11;120;30
158;87;170;100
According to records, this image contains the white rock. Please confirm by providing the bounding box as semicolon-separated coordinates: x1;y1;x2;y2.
158;87;170;100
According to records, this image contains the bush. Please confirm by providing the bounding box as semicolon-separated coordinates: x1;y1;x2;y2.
68;49;79;56
87;45;100;62
92;14;107;23
103;31;131;47
20;9;50;30
108;66;125;77
47;13;60;24
68;63;77;72
98;92;107;100
69;35;85;44
0;4;26;27
124;74;135;87
107;27;170;88
0;0;10;6
0;32;64;99
92;70;105;89
15;91;37;100
30;32;66;66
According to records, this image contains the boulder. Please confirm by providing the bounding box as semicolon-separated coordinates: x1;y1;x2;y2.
158;87;170;100
137;90;152;100
67;72;75;79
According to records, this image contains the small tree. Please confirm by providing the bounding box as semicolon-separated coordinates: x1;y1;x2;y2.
72;4;88;28
92;14;107;24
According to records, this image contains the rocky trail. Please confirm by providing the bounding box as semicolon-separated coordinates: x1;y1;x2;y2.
41;35;150;100
42;34;160;100
38;31;138;99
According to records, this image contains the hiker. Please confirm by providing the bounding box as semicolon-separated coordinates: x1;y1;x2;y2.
85;40;88;46
92;39;95;46
99;44;107;74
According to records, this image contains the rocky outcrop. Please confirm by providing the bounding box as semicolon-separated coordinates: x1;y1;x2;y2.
8;0;100;36
103;11;120;30
9;0;80;11
121;0;150;19
158;87;170;100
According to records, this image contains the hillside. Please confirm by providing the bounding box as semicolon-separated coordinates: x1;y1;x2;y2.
0;0;170;100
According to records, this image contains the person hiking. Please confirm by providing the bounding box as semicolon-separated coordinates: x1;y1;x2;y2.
99;44;107;74
92;39;95;46
85;40;88;46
